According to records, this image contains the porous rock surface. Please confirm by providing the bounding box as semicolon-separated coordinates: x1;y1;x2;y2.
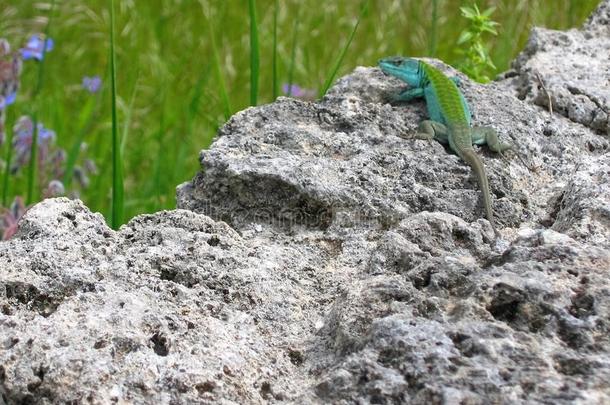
2;2;610;404
503;0;610;135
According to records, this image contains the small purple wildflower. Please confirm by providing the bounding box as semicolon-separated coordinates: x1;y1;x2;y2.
84;158;98;175
49;149;67;179
4;91;16;105
281;83;317;100
0;39;10;56
0;38;23;145
44;180;65;198
12;116;56;170
82;76;102;93
0;196;28;240
20;35;54;61
73;166;90;189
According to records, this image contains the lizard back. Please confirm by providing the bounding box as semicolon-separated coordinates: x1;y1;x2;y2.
420;61;470;125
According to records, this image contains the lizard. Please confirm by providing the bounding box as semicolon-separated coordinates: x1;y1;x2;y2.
378;56;511;234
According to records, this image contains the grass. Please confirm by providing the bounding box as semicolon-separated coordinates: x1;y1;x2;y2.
26;0;56;204
320;1;369;97
249;0;260;106
108;0;123;229
0;0;601;224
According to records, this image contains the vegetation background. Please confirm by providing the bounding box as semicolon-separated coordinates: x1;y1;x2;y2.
0;0;601;224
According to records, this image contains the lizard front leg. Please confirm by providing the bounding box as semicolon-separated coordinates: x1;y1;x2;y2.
394;87;425;102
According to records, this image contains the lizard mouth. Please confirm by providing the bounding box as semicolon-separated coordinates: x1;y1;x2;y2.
378;57;403;74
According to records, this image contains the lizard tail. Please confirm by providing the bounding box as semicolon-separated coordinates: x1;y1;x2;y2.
459;148;495;230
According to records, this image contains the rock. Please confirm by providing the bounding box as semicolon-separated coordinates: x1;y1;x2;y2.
503;0;610;135
2;2;610;404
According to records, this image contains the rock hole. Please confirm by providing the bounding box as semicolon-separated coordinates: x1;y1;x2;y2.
287;348;304;366
259;381;272;399
27;364;46;392
487;285;525;323
160;267;177;282
150;332;169;356
195;381;216;394
569;292;595;319
207;236;220;246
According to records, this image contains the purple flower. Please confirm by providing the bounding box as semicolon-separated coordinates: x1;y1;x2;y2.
281;83;317;100
5;91;16;105
0;196;28;240
44;180;65;198
12;116;56;169
0;39;10;56
0;83;18;111
0;40;22;111
38;124;55;143
82;75;102;93
20;35;54;61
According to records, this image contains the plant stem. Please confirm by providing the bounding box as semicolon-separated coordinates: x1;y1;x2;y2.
109;0;124;229
248;0;259;106
26;0;56;205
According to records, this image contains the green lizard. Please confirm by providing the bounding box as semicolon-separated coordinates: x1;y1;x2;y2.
378;56;511;233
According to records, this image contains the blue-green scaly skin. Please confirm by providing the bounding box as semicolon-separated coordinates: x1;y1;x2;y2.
379;56;505;230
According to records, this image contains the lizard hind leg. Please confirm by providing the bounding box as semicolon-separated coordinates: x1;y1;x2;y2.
471;126;532;168
472;126;512;153
416;120;449;144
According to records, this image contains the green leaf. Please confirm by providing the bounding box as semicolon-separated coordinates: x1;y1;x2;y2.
457;30;474;44
460;6;476;19
482;25;498;35
482;6;496;17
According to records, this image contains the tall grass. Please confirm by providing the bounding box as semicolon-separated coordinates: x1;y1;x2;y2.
2;110;15;206
285;4;301;97
0;0;601;223
108;0;123;229
272;0;279;99
320;1;369;97
202;5;232;120
249;0;260;106
429;0;439;57
26;0;56;204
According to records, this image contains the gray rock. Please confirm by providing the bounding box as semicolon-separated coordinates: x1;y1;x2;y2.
503;0;610;135
2;1;610;404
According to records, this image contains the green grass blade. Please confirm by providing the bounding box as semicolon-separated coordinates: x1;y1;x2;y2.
26;112;39;204
319;0;369;97
203;8;232;120
286;4;301;96
248;0;259;106
149;110;165;212
429;0;439;56
272;0;279;99
26;0;56;204
109;0;124;229
120;76;139;157
172;67;208;183
2;110;15;206
62;96;97;188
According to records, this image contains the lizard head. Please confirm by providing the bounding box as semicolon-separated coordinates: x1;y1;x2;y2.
378;56;422;87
